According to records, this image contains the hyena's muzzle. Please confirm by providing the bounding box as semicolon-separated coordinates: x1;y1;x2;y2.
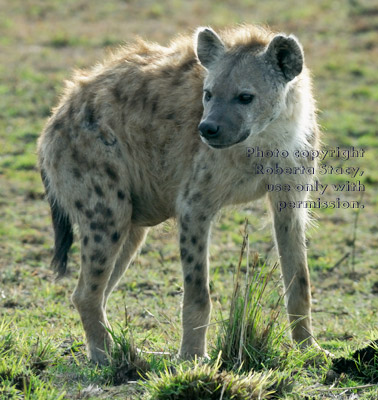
198;118;250;149
198;105;251;150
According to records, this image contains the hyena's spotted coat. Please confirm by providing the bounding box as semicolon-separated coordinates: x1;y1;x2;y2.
38;25;319;364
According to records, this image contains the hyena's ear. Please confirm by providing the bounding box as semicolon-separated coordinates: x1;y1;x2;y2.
195;27;225;69
265;34;304;82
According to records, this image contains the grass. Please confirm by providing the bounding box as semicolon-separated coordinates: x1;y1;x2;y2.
103;324;152;385
3;224;376;399
213;223;287;373
143;354;275;400
1;0;378;398
0;320;66;400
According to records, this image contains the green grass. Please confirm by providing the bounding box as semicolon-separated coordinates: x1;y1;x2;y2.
143;354;275;400
0;320;66;400
1;0;378;398
212;224;287;373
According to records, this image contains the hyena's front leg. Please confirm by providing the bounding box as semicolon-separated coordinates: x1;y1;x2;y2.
269;192;315;347
178;206;212;359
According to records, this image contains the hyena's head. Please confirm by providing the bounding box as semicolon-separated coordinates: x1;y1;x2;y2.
195;27;304;149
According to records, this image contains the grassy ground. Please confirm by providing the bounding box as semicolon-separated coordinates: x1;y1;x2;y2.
0;0;377;398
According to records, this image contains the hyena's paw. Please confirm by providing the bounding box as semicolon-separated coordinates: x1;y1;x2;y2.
178;353;210;362
177;355;211;366
87;334;113;365
178;348;210;362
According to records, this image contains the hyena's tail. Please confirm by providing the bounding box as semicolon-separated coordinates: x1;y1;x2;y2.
41;168;73;278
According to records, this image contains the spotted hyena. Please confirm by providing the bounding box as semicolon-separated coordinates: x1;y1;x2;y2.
38;25;320;364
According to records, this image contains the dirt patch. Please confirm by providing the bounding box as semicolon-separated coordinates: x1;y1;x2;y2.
330;340;378;383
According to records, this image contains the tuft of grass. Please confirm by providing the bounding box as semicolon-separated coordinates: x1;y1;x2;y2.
28;337;58;374
212;221;289;373
102;324;152;385
143;353;275;400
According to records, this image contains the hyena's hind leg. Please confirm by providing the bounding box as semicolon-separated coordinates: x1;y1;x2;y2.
103;226;149;308
72;207;132;364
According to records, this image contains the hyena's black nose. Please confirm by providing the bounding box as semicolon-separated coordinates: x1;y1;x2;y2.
199;121;220;139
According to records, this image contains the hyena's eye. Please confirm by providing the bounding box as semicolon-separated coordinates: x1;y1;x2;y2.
204;90;212;102
238;93;254;105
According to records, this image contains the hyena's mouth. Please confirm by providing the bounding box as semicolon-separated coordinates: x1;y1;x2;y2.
208;143;230;149
205;131;251;150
